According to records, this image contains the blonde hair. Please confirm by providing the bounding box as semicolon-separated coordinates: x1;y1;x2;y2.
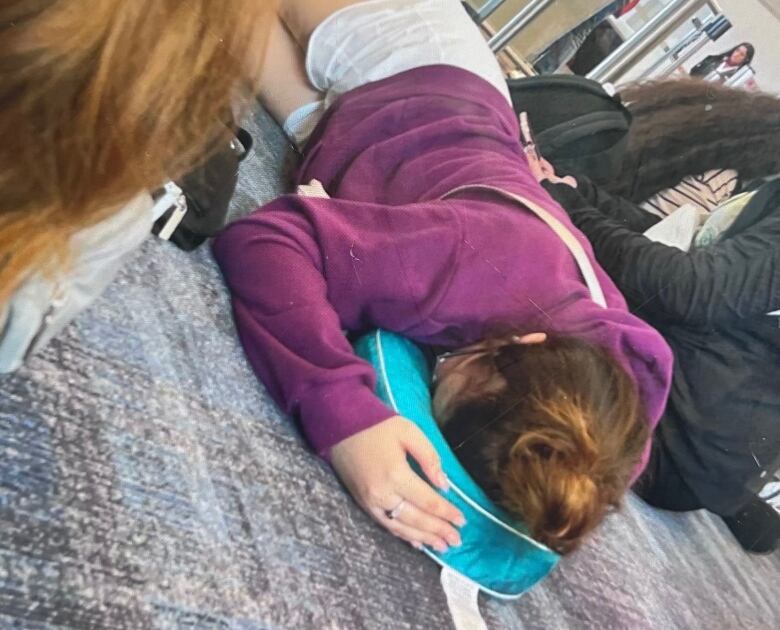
0;0;274;302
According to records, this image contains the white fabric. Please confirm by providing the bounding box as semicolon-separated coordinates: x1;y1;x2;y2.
759;474;780;514
296;179;331;199
705;61;736;83
282;101;325;149
440;567;488;630
0;193;154;372
642;204;705;252
284;0;511;148
641;170;739;219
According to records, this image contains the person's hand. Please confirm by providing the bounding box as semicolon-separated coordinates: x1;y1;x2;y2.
526;151;578;188
330;415;466;552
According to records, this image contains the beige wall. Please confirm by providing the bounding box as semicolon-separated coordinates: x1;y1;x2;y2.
467;0;615;58
686;0;780;93
465;1;780;93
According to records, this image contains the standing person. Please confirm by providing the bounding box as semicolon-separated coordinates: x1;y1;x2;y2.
690;42;755;83
214;0;673;555
0;1;274;370
534;0;640;75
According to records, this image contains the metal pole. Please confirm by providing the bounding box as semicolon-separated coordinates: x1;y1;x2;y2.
587;0;708;84
658;33;712;77
488;0;555;53
475;0;508;23
707;0;723;13
637;25;700;80
637;12;720;80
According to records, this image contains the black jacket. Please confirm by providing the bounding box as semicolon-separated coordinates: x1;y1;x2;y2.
543;178;780;515
690;55;739;80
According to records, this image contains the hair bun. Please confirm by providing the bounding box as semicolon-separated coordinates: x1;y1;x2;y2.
502;419;603;553
449;335;649;555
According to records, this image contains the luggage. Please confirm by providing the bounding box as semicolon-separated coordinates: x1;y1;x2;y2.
152;127;252;251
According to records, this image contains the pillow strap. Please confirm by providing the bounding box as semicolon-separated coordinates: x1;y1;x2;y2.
440;185;607;308
440;567;488;630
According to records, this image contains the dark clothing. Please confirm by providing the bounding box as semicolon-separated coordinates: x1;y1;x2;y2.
690;56;741;82
568;22;624;77
634;440;703;512
534;0;631;75
720;497;780;554
691;55;724;77
543;177;780;516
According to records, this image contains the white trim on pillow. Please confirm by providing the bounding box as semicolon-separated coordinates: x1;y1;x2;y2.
375;330;555;576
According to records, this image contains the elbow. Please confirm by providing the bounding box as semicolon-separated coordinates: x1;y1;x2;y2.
212;218;262;267
212;213;304;285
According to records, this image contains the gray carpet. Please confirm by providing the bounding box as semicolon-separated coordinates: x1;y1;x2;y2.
1;107;778;630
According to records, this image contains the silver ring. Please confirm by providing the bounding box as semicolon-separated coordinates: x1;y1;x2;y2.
385;499;406;520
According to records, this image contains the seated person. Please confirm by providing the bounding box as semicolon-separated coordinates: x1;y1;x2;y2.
214;0;672;555
538;142;780;554
607;79;780;206
533;0;640;76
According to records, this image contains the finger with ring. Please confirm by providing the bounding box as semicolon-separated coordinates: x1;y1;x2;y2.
384;498;406;520
373;506;450;552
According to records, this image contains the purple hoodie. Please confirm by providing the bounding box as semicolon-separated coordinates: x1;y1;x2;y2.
213;66;673;469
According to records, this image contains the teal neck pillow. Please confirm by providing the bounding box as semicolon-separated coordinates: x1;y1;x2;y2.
353;330;559;598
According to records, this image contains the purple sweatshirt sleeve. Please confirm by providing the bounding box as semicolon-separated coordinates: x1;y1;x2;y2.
212;198;396;458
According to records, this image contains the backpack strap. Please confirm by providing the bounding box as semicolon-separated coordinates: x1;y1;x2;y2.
536;110;630;154
507;75;618;102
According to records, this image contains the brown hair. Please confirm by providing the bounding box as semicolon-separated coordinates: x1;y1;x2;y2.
0;0;274;302
609;79;780;202
442;335;648;554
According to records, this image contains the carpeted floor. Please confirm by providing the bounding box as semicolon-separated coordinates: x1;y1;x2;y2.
0;108;778;630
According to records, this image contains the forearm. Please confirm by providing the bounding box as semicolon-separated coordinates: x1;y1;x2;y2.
562;204;690;315
543;177;660;233
541;178;746;323
548;199;780;324
213;202;395;457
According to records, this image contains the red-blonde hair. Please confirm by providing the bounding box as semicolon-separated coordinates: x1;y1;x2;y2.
443;335;648;554
0;0;275;303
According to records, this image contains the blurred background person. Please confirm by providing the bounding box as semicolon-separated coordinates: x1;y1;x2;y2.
690;42;755;83
534;0;641;75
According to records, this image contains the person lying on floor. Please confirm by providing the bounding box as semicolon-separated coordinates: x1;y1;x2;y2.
536;146;780;554
213;0;673;556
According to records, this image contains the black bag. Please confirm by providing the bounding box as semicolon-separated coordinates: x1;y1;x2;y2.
507;75;632;184
152;127;253;251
